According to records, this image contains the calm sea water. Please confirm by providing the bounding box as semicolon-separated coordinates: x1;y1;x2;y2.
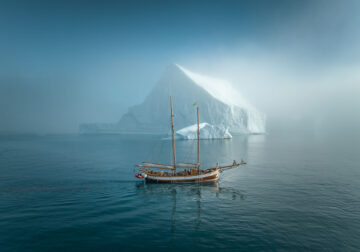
1;132;360;251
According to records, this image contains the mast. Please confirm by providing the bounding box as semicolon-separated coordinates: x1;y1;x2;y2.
197;106;200;173
170;96;177;172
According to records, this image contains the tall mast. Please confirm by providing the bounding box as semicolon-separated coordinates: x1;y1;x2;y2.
197;106;200;173
170;96;177;172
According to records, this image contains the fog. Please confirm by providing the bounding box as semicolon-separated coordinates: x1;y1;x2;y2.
185;52;360;136
0;0;359;136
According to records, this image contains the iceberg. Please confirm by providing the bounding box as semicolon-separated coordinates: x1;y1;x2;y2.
80;64;265;134
175;123;232;140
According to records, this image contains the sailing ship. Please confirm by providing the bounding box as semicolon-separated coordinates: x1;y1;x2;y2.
135;96;246;183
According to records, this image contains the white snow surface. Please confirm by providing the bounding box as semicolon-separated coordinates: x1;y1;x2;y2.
176;64;251;109
80;63;266;134
176;64;266;134
175;122;232;140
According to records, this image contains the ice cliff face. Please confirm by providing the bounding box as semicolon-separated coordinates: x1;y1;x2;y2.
80;64;265;134
175;123;232;140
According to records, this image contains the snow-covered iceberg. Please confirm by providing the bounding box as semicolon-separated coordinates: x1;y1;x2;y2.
80;64;265;134
175;123;232;140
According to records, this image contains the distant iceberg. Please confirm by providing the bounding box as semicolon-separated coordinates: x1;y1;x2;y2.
175;123;232;140
80;64;266;134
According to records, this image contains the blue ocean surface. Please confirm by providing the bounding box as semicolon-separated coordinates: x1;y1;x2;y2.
1;132;360;251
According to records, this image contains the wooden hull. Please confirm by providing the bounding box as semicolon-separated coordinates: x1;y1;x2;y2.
145;170;219;183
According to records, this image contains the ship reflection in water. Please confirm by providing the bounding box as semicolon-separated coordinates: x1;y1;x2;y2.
135;181;246;234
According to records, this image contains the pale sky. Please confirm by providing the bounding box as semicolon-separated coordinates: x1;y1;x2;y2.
0;0;359;134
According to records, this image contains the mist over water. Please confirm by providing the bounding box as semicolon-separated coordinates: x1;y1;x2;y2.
0;0;359;135
1;1;360;250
